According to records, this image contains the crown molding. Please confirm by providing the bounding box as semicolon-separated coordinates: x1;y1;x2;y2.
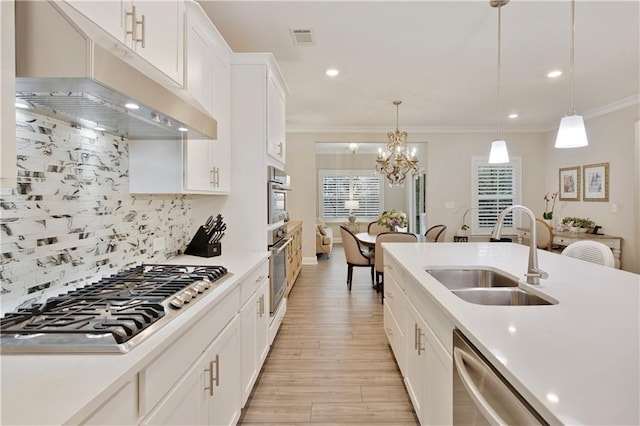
287;94;640;134
286;125;544;134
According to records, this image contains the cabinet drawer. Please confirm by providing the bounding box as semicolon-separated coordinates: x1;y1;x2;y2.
139;285;240;416
384;255;403;291
404;276;454;356
383;303;405;376
240;260;269;307
384;275;404;328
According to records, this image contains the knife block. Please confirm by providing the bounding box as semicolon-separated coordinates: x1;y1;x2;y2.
184;226;222;257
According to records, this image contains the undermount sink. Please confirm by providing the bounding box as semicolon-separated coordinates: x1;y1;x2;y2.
425;267;557;306
451;288;556;306
425;267;519;290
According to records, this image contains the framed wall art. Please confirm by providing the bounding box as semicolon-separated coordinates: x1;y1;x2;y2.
558;166;580;201
583;162;609;201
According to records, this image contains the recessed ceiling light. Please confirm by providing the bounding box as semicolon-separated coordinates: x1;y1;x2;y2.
125;102;140;110
94;126;106;131
178;127;189;132
508;113;518;119
547;70;562;78
325;68;339;77
15;101;30;109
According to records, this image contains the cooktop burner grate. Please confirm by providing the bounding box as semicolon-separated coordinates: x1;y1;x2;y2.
0;264;229;352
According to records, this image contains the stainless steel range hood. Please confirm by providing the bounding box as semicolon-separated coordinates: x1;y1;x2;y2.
15;1;217;140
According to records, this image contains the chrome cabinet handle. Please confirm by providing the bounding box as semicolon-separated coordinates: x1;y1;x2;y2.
138;13;146;48
126;6;145;47
125;6;136;40
256;275;265;283
386;327;393;337
203;354;220;396
417;327;425;355
213;354;219;387
204;360;214;396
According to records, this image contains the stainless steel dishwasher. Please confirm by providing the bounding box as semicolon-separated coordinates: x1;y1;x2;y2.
453;330;548;425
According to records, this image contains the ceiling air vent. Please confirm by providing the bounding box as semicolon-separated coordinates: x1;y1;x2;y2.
290;28;314;45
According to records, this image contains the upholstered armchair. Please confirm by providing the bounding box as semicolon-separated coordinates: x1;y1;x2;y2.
316;223;334;257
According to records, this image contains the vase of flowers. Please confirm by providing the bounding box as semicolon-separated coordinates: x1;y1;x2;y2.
377;209;407;231
543;192;558;226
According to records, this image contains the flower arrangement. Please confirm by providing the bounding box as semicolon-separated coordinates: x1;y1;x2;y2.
377;209;407;231
543;191;558;220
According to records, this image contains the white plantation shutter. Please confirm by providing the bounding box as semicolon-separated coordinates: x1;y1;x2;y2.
471;157;521;235
320;170;382;220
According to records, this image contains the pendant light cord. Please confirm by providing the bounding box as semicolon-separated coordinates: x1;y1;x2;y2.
496;3;502;139
569;0;576;114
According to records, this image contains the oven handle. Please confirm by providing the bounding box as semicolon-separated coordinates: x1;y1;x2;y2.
269;182;291;191
270;238;292;253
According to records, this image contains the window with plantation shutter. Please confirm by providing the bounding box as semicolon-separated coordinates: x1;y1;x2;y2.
471;157;522;235
319;170;382;220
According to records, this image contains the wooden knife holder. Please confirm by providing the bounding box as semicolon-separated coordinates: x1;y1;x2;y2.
184;226;222;257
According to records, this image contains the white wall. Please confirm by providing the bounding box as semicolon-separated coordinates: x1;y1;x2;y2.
286;105;640;272
286;130;548;262
543;105;640;272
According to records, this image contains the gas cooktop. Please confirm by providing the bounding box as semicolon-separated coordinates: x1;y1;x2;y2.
0;264;230;354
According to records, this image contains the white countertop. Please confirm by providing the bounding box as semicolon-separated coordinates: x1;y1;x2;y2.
0;251;269;425
384;242;640;425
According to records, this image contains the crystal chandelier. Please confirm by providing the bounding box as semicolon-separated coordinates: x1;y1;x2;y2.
375;101;418;187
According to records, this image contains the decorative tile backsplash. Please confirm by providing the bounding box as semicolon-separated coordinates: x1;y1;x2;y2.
0;111;192;312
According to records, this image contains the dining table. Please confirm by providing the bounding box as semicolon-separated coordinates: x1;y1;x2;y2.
356;232;425;248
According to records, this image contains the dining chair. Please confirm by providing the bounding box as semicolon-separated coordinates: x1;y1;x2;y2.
367;221;389;236
340;226;375;291
535;218;553;251
561;240;615;268
425;224;447;242
375;232;418;304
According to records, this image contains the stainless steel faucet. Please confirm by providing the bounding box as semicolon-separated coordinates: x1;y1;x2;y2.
491;205;548;285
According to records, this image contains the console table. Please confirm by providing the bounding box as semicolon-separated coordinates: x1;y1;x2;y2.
516;228;622;269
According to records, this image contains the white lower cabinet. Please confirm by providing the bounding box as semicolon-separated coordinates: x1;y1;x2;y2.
384;255;454;426
240;278;270;405
404;301;427;420
424;324;453;426
142;316;241;426
81;380;137;425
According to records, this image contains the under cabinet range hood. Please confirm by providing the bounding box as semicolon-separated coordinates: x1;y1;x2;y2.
14;1;217;140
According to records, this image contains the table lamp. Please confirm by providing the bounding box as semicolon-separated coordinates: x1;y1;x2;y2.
344;200;360;224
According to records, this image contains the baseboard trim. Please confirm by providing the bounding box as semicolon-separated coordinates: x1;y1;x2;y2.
302;256;318;265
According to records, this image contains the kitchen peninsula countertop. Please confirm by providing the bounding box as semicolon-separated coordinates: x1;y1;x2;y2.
0;251;269;425
384;242;639;425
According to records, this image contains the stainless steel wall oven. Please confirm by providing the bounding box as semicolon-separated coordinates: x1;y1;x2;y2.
268;224;290;314
267;166;290;225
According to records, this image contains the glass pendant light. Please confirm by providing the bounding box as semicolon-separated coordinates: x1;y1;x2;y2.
488;0;510;164
555;0;588;148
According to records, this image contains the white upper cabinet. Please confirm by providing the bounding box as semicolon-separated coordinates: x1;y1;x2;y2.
231;53;289;169
129;1;231;194
182;1;231;194
267;71;286;164
65;0;184;85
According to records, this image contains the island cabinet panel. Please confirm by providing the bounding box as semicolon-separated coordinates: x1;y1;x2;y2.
404;301;428;420
384;251;454;425
383;272;406;375
80;380;137;425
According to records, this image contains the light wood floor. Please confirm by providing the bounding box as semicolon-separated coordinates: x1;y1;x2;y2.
239;244;419;425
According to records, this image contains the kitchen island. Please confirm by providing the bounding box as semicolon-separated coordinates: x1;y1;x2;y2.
0;251;270;425
384;242;639;425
